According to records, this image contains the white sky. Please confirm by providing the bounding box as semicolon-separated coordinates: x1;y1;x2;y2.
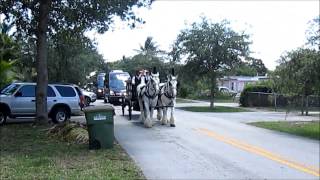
89;0;319;70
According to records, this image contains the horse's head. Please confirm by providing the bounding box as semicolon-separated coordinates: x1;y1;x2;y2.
167;74;178;97
139;74;146;85
149;72;160;93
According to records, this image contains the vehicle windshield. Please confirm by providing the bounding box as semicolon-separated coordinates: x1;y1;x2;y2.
97;73;106;89
0;84;21;95
109;73;130;90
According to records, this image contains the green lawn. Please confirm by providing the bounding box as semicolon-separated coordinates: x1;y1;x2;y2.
250;106;320;113
249;121;320;140
179;106;249;112
0;124;145;179
184;96;236;103
176;98;196;103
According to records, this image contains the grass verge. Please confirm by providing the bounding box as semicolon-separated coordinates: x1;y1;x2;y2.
0;124;145;179
249;106;320;113
178;106;249;112
176;98;196;103
184;96;236;103
249;121;320;140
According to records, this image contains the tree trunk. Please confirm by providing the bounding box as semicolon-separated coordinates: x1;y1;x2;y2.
210;73;216;109
301;95;304;115
305;95;309;116
35;0;51;125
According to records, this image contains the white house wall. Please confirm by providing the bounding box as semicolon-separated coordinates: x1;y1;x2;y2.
219;78;263;93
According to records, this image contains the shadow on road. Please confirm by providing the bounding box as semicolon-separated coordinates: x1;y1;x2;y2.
129;118;168;128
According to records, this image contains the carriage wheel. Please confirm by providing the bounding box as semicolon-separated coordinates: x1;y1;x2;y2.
128;100;132;120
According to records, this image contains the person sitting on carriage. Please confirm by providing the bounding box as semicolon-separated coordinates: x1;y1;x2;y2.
132;69;147;98
132;69;150;85
132;70;141;86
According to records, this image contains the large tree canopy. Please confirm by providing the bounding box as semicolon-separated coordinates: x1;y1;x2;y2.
274;48;320;96
47;29;106;85
306;16;320;49
174;17;251;107
273;48;320;115
1;1;151;37
0;0;152;124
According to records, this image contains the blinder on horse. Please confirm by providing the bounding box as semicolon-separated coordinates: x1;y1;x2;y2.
145;78;158;99
138;74;159;98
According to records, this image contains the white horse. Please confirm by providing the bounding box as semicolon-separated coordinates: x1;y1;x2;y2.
157;74;178;127
137;70;160;128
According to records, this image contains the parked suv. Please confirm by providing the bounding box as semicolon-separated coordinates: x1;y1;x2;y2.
0;82;84;125
81;88;97;106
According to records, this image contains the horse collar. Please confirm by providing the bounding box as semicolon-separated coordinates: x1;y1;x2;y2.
144;80;158;99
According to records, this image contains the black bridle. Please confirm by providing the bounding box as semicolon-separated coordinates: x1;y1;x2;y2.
163;80;176;99
144;77;158;99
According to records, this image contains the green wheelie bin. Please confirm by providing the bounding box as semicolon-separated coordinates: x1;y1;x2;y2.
84;105;115;149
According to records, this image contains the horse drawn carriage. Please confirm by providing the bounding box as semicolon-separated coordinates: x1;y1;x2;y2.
121;68;178;128
121;78;140;120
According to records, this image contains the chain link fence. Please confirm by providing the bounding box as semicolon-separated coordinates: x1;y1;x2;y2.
244;92;320;114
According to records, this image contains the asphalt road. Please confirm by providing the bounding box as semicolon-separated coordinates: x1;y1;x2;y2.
110;100;319;179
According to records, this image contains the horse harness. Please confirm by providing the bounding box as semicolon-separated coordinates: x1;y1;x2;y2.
157;81;176;108
145;80;158;99
138;77;158;99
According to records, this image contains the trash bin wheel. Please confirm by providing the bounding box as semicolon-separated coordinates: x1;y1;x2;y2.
89;139;101;149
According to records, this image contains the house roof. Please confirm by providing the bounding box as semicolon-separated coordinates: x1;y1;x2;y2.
220;75;269;81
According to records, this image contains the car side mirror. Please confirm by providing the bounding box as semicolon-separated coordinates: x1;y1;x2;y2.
15;91;22;97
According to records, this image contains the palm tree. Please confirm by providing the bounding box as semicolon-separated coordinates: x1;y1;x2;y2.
135;36;162;57
0;23;18;88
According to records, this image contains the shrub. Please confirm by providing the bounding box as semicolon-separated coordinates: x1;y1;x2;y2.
240;84;273;107
178;86;189;98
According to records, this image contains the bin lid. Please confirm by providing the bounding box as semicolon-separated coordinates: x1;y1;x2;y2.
84;105;115;113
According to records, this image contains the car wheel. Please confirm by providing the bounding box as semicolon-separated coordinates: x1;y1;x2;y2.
0;111;7;126
52;107;68;124
85;96;91;106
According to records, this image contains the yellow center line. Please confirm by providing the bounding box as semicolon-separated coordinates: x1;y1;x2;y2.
196;128;320;177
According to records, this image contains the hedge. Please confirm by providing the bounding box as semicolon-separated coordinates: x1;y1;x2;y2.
239;84;273;107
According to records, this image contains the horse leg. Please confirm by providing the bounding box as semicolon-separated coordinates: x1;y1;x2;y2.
138;98;145;124
157;108;162;121
150;97;157;120
150;107;156;127
161;107;168;125
170;106;176;127
150;107;154;121
143;97;152;128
